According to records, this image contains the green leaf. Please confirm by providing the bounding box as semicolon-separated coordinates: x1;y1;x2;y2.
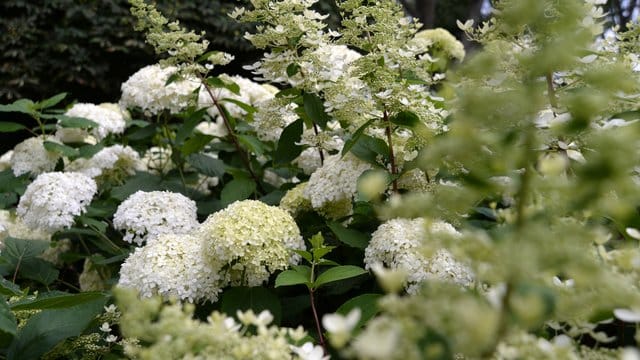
303;93;330;129
314;265;367;289
110;172;163;201
293;249;313;263
43;141;79;157
10;291;108;311
309;232;325;249
0;122;26;133
274;118;304;164
236;134;266;156
35;93;67;109
390;111;433;138
336;293;382;333
327;222;369;249
181;133;214;156
187;153;226;178
0;99;37;116
221;177;256;205
220;287;282;325
312;246;335;261
0;299;16;336
0;279;22;297
7;294;108;360
78;216;108;233
349;134;389;166
165;72;181;86
175;108;207;144
287;63;301;77
56;115;98;129
19;259;59;286
2;237;50;267
275;266;312;288
206;76;240;95
341;118;376;157
127;123;157;140
220;98;256;115
276;88;301;98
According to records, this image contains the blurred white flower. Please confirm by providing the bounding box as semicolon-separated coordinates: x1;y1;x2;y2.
290;342;329;360
322;308;361;348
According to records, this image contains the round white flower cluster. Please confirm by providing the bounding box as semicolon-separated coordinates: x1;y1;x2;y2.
196;200;305;286
113;191;199;245
64;102;127;140
0;209;52;242
118;234;222;302
303;153;372;219
65;145;144;180
119;64;200;114
17;172;97;232
0;150;13;171
298;44;362;91
364;217;473;294
198;74;276;119
10;136;61;177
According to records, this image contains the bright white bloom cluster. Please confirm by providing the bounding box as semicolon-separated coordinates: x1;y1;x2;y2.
65;145;144;180
113;191;199;245
198;74;276;119
16;172;97;232
303;154;372;219
251;97;299;142
295;44;362;91
10;136;61;177
64;102;127;140
118;234;223;302
364;218;473;294
119;64;200;114
196;200;305;286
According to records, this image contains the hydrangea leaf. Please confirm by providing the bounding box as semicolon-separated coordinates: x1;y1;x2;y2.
0;122;27;133
314;265;367;289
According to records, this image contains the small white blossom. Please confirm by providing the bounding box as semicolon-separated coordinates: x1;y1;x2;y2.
323;308;361;348
291;342;329;360
99;322;112;332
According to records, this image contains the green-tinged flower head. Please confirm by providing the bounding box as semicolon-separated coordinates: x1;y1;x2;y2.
279;182;313;217
196;200;305;286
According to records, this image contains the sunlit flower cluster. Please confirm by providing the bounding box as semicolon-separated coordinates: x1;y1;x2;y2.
196;200;305;286
113;190;199;245
119;64;200;114
65;145;144;181
10;136;61;177
64;102;127;140
17;172;97;232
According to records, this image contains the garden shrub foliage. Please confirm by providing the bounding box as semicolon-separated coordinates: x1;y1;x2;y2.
0;0;640;358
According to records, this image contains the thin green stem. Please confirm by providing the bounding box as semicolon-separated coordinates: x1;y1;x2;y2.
383;109;399;193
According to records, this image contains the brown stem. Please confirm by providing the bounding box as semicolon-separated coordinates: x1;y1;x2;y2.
309;288;327;353
383;110;399;193
312;122;325;165
201;80;264;193
545;72;557;111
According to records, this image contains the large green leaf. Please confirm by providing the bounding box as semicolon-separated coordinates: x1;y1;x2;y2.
0;279;22;297
390;110;432;138
55;115;98;129
35;93;67;110
275;266;311;288
10;291;108;311
0;298;17;337
43;141;79;158
220;287;282;325
0;122;27;133
206;76;240;95
303;93;330;129
274;118;304;165
220;177;256;205
181;133;214;156
175;108;208;144
327;222;369;250
7;294;108;360
341;118;376;157
0;99;36;116
314;265;367;289
187;153;226;178
19;258;59;286
349;134;389;166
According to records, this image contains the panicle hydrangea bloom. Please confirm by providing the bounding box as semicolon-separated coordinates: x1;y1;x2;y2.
196;200;305;287
118;234;223;303
198;74;276;119
119;64;200;114
65;145;144;181
10;136;61;177
0;150;13;171
251;97;299;142
409;28;466;62
64;102;127;140
16;172;97;232
294;44;362;91
364;218;473;294
113;191;198;245
115;288;310;359
303;154;372;219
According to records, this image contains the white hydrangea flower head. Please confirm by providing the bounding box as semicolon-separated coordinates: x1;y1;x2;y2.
251;97;299;142
16;172;97;232
0;210;52;242
297;44;362;91
65;145;144;180
195;119;228;138
142;146;173;174
279;182;313;217
64;102;126;140
294;148;323;175
364;218;473;294
0;150;13;171
54;127;96;144
198;74;275;119
196;200;305;287
119;64;200;115
118;233;223;303
113;191;199;245
303;153;372;219
10;136;61;177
